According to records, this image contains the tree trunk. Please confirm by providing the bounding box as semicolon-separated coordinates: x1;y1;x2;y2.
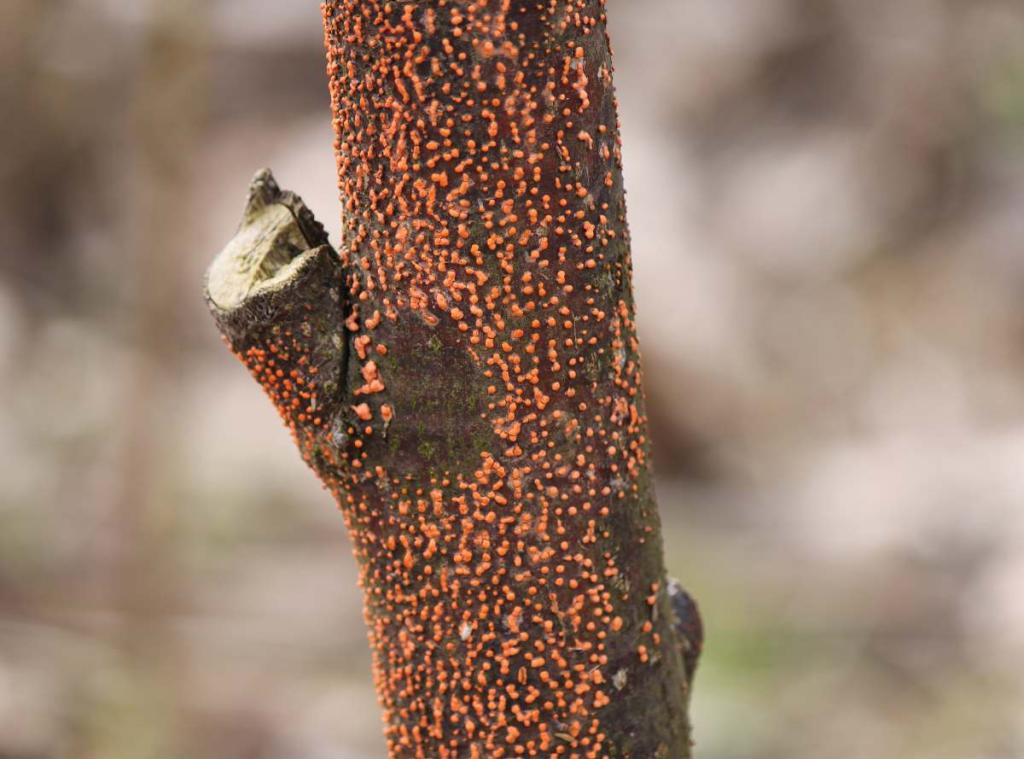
205;2;700;757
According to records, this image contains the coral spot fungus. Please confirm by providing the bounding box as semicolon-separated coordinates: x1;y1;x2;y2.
207;2;698;757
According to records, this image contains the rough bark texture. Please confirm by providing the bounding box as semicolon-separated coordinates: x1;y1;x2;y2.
205;2;699;757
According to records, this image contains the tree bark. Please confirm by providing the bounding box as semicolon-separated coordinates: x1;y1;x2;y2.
205;2;700;757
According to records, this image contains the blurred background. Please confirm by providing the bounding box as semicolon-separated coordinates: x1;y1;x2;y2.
2;0;1024;757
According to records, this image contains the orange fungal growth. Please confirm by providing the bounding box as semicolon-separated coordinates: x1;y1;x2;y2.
211;3;694;757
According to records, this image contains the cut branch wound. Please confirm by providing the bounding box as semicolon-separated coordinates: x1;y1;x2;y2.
206;3;701;757
205;170;351;472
